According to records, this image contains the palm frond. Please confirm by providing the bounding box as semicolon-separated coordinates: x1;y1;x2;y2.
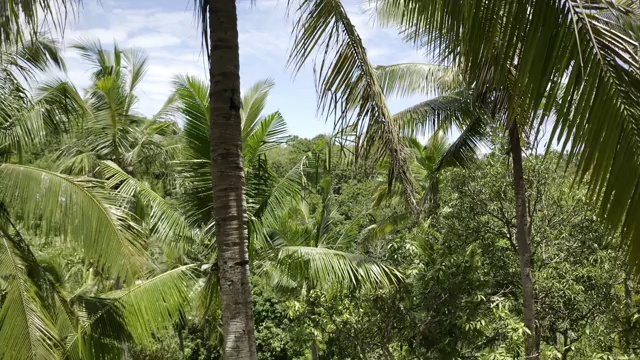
243;111;288;167
393;90;480;137
0;209;61;360
0;0;80;46
1;36;66;82
65;265;196;359
378;0;640;269
122;48;148;107
103;265;196;345
273;246;403;292
171;74;210;160
248;158;309;255
0;164;146;280
241;78;276;134
434;115;488;173
374;63;461;98
98;161;200;247
56;151;100;176
289;0;420;214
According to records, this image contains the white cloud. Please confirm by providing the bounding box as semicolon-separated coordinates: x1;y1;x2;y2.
127;33;181;48
65;27;128;44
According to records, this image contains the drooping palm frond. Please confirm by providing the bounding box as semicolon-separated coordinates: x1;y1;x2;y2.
0;74;46;158
374;63;461;98
0;38;70;158
0;0;80;46
433;115;488;173
35;77;88;125
289;0;420;214
100;265;196;345
393;90;481;137
377;0;640;269
65;265;196;359
191;263;222;337
0;36;66;81
0;164;145;280
273;246;403;292
98;161;200;247
0;209;61;360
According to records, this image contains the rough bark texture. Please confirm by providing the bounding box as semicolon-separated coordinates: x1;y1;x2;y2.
508;121;539;359
208;1;258;359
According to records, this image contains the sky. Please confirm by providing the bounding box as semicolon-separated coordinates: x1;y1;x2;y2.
52;0;427;138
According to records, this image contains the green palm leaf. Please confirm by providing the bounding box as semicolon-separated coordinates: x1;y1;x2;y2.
378;0;640;269
98;161;200;247
241;78;276;135
65;265;196;359
375;63;461;98
0;0;79;46
243;111;288;169
393;90;480;137
0;164;145;280
289;0;421;214
273;246;403;292
172;74;210;161
0;210;61;360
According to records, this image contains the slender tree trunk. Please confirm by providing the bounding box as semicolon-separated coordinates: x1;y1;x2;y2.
561;332;571;360
208;1;258;359
508;121;539;359
311;338;319;360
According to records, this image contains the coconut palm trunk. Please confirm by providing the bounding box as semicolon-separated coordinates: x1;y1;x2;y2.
207;0;258;359
508;120;539;359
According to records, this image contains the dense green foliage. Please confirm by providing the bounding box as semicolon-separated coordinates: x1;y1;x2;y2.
1;0;640;359
0;50;638;356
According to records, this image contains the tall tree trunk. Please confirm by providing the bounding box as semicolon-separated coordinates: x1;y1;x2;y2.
208;1;258;359
508;121;539;359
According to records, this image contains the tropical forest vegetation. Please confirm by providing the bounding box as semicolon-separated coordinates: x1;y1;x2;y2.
0;0;639;359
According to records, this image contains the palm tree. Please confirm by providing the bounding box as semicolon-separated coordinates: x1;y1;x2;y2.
373;131;475;210
0;36;70;161
0;76;194;358
49;39;176;178
194;1;257;357
169;75;403;355
290;1;640;358
260;173;402;360
0;35;196;360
